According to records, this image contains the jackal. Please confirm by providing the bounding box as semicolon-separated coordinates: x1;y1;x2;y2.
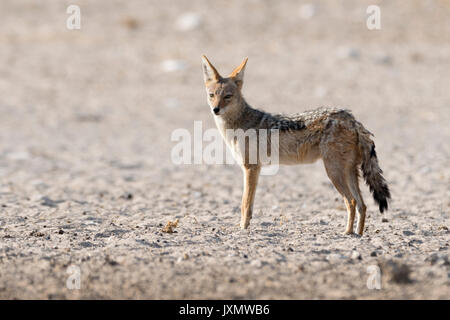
201;56;390;235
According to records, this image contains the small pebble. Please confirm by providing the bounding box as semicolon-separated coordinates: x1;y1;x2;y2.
250;259;263;268
351;250;362;260
299;3;316;19
176;12;202;31
161;60;186;73
374;54;393;65
336;46;360;60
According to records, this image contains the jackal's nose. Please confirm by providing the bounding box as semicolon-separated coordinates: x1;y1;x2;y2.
213;107;220;115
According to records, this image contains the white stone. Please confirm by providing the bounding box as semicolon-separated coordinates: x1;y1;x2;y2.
299;4;316;20
161;60;186;73
176;12;202;31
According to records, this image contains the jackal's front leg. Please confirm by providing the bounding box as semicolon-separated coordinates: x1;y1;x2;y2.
240;165;261;229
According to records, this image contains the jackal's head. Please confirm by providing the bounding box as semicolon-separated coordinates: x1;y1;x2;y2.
201;55;247;116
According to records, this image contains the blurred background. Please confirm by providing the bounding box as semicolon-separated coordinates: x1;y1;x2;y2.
0;0;449;175
0;0;448;299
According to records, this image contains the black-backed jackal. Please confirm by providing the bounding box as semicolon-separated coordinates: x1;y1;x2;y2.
201;56;391;236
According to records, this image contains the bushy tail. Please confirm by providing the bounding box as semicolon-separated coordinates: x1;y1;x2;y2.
356;124;391;213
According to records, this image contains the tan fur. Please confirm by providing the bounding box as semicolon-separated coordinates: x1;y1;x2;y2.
201;56;391;236
241;165;260;229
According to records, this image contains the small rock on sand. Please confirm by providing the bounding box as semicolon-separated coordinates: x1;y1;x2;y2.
425;253;449;266
299;4;317;20
175;12;202;31
381;259;412;284
351;250;362;260
250;259;263;268
161;60;186;73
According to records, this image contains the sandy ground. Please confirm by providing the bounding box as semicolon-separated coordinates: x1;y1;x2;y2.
0;0;449;299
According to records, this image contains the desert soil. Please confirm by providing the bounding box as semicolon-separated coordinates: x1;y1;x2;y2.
0;0;449;299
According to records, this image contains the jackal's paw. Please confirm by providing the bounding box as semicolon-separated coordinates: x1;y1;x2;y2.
240;220;250;230
343;231;362;238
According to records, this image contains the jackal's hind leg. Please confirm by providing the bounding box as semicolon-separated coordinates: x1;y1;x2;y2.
322;159;355;235
344;198;356;234
347;168;367;236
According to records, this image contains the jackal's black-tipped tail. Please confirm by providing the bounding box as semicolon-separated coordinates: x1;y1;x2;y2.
357;127;391;213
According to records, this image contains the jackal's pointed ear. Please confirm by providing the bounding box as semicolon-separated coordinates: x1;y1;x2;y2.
201;55;221;83
229;57;248;89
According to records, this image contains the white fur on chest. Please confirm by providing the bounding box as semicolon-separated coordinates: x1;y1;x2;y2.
214;116;245;165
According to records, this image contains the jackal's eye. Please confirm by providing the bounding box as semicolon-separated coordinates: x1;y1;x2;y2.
224;94;233;100
209;93;214;98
